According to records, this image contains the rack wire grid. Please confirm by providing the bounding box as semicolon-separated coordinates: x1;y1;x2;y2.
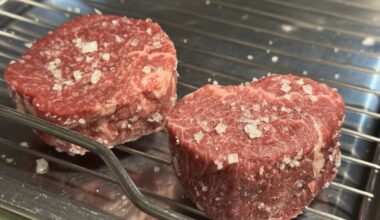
0;0;380;219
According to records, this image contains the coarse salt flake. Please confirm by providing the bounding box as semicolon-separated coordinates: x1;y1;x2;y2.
259;166;264;175
78;118;86;124
271;56;279;63
362;37;375;46
115;35;123;43
148;112;163;123
130;39;139;47
102;53;110;61
52;69;62;79
215;122;227;134
24;42;33;48
194;131;204;144
91;70;102;84
247;55;254;60
94;8;102;14
302;84;313;95
295;79;304;85
281;80;291;93
310;95;318;102
281;24;294;32
214;159;223;170
253;104;260;111
257;202;265;209
201;185;208;192
142;66;152;74
19;142;29;148
36;158;49;174
227;153;239;164
52;84;62;92
146;27;152;35
81;41;98;53
153;166;160;173
73;70;83;81
244;123;262;139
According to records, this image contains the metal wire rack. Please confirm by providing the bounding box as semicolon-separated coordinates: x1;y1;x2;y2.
0;0;379;219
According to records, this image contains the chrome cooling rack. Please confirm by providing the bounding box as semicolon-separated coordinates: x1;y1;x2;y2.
0;0;380;219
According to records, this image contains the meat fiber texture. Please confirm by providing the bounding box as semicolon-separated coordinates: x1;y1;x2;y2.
5;14;177;155
168;74;344;219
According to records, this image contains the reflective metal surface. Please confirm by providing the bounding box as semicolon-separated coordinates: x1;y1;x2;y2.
0;0;380;219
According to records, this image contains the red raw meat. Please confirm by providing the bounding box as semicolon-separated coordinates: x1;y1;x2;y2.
5;14;177;155
168;74;344;219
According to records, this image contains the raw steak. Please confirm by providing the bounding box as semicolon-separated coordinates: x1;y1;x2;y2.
5;14;177;155
168;74;344;219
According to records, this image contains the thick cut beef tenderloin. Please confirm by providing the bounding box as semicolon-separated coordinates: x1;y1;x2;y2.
5;14;177;155
168;74;344;219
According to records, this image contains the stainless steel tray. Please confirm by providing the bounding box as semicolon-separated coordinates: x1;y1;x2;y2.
1;0;380;219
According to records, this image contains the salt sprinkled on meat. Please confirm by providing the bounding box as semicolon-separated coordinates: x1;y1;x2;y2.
142;66;152;74
115;35;123;43
129;116;139;123
130;39;139;47
52;83;62;92
90;70;102;84
215;122;227;134
101;53;110;61
252;104;260;111
73;70;83;80
146;27;152;35
194;131;204;143
244;123;262;139
302;84;313;95
36;158;49;174
201;185;208;192
52;69;62;79
227;153;239;164
148;112;163;123
281;79;291;93
112;20;118;25
80;41;98;53
257;202;265;210
78;118;86;124
214;159;223;170
259;166;264;175
296;79;304;85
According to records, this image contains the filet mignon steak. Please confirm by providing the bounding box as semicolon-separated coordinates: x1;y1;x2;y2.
168;74;344;219
5;14;177;155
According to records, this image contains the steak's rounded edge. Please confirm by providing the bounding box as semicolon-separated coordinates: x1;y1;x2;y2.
5;14;177;155
167;74;344;219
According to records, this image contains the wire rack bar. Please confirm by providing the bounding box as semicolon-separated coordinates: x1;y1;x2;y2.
262;0;380;27
93;0;380;75
212;0;380;40
0;105;191;220
0;137;207;218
